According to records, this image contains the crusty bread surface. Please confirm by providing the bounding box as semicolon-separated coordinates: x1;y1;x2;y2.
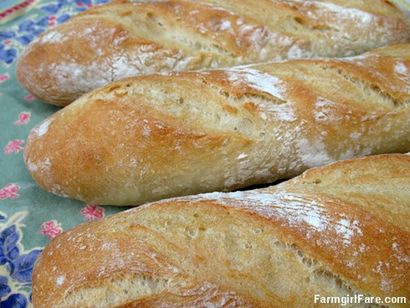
24;44;410;206
16;0;410;105
32;154;410;307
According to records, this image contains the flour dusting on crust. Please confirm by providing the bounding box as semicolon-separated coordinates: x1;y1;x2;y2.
227;68;287;100
314;2;374;25
226;68;297;122
395;62;408;75
171;190;366;247
297;138;333;168
34;118;54;137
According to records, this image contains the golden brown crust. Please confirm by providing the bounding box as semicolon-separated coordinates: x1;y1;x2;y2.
24;44;410;206
278;154;410;233
32;154;410;307
16;0;410;105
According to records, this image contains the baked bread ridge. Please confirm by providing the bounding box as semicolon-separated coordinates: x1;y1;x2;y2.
23;44;410;206
32;154;410;307
16;0;410;105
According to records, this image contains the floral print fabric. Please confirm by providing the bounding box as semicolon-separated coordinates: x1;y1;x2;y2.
0;1;122;306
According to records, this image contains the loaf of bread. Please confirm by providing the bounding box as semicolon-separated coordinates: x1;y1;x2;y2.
23;44;410;206
32;153;410;307
16;0;410;105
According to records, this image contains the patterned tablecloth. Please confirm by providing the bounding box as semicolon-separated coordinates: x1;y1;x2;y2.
0;1;123;306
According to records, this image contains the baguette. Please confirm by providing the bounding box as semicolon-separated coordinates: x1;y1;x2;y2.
23;44;410;206
32;154;410;307
16;0;410;106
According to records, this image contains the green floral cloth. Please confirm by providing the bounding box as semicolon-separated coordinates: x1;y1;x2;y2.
0;1;122;305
